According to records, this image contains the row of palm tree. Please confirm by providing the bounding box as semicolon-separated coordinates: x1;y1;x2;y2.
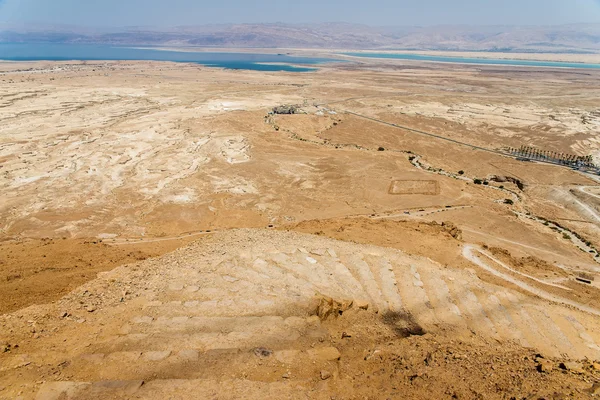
503;146;596;168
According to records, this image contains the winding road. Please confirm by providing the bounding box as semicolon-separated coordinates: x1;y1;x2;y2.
463;245;600;317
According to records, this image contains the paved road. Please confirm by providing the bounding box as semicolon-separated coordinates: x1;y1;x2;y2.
321;102;599;177
343;110;498;154
463;245;600;317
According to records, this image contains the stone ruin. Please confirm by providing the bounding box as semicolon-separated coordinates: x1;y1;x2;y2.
272;105;298;115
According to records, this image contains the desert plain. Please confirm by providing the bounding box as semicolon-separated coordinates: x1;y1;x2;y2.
2;54;600;398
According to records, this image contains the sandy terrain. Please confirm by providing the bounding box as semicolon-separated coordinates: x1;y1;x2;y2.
2;229;600;398
0;237;198;314
1;58;600;398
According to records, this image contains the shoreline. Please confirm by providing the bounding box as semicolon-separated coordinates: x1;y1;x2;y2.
128;45;600;64
3;47;600;73
337;49;600;64
3;42;600;65
124;47;600;70
337;54;600;70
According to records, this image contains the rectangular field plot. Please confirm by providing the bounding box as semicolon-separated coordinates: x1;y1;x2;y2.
388;180;439;195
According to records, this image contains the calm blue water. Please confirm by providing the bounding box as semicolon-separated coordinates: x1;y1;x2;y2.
0;43;334;72
344;52;600;70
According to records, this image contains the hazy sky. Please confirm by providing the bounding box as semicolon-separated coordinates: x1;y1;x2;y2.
1;0;600;27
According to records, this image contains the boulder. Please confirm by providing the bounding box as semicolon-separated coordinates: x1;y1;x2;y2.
559;361;584;373
316;297;353;320
589;383;600;396
355;300;370;310
441;222;462;240
536;359;554;373
308;347;341;362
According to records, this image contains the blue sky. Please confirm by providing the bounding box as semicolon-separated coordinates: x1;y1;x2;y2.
0;0;599;27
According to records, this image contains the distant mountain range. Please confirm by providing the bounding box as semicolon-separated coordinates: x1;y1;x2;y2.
1;23;599;53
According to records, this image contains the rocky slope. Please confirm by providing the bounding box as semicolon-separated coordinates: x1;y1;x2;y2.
1;229;600;399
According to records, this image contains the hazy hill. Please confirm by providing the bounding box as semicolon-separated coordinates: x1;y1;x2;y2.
1;22;599;52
